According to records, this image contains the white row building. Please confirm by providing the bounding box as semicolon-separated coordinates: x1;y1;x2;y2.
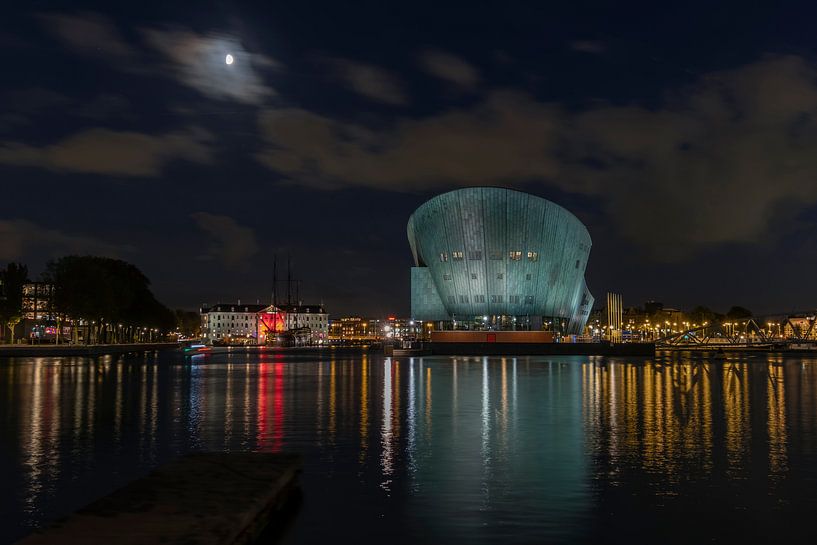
200;302;328;345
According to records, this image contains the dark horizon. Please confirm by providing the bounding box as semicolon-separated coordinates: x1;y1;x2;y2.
3;1;817;317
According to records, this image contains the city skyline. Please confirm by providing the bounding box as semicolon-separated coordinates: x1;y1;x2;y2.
4;2;817;316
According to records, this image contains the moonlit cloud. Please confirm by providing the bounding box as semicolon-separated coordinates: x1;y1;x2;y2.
418;49;480;89
327;58;408;105
256;55;817;259
0;127;213;177
142;28;278;104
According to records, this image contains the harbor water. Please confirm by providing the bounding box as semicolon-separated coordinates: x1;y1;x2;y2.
1;351;816;544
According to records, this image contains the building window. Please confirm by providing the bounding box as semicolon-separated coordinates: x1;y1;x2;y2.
443;274;452;281
510;295;520;304
526;274;532;281
447;296;456;304
474;295;485;303
439;253;449;262
452;251;464;260
524;296;534;304
509;251;522;261
471;273;478;280
496;273;504;280
491;295;503;303
459;295;468;303
527;251;539;261
468;251;482;260
575;259;580;269
489;252;503;260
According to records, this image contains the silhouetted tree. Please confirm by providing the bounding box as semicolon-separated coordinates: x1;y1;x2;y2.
0;263;29;342
689;305;716;324
726;306;753;319
174;309;201;337
44;256;174;343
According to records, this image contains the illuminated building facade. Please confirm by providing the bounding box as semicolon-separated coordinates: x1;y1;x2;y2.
407;187;594;333
275;304;329;341
200;303;267;343
329;316;382;341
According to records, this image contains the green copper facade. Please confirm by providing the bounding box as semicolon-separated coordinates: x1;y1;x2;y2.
407;187;594;333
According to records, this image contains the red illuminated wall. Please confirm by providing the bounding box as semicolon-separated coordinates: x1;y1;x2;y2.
258;311;286;340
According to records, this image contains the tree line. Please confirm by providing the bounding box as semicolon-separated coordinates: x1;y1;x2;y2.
0;256;199;344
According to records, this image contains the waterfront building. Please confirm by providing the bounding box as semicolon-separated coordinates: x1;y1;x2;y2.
407;187;594;334
200;303;267;343
21;282;58;340
275;303;329;341
328;316;382;342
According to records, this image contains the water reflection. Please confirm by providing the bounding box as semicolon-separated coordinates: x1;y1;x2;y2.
2;353;817;545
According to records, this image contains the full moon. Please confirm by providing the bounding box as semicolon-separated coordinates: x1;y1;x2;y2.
225;54;234;65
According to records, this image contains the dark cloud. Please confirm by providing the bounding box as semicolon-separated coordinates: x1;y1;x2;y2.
74;93;135;120
0;219;128;261
38;12;139;62
256;55;817;260
569;40;606;54
326;58;408;105
191;212;259;267
0;127;213;177
418;49;480;89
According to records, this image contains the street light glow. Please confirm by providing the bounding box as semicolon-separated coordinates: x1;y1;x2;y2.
225;54;234;65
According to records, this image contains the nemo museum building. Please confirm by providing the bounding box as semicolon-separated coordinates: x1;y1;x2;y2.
408;187;594;335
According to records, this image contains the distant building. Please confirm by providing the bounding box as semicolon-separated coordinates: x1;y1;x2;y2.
22;282;57;340
22;282;54;321
784;315;816;339
329;316;381;342
275;304;329;341
200;303;267;343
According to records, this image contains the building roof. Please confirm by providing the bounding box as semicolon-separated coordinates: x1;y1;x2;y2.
276;304;327;314
201;303;268;314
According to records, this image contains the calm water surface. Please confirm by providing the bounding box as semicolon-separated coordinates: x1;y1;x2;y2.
1;351;816;544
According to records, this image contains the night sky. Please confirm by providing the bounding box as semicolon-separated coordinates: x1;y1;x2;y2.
3;1;817;317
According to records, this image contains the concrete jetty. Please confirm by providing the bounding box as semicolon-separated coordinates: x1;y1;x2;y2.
15;452;302;545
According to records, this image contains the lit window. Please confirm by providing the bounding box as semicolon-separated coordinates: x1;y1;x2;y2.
527;251;539;261
509;251;522;261
439;253;448;262
452;251;464;260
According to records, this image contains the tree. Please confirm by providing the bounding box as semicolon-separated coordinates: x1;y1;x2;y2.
726;306;753;319
689;305;716;325
6;315;21;344
0;262;28;317
175;309;202;337
44;256;174;343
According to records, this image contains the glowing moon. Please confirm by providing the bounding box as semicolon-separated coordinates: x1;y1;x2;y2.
225;54;234;65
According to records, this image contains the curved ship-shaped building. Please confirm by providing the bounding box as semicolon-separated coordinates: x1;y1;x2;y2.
407;187;594;334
